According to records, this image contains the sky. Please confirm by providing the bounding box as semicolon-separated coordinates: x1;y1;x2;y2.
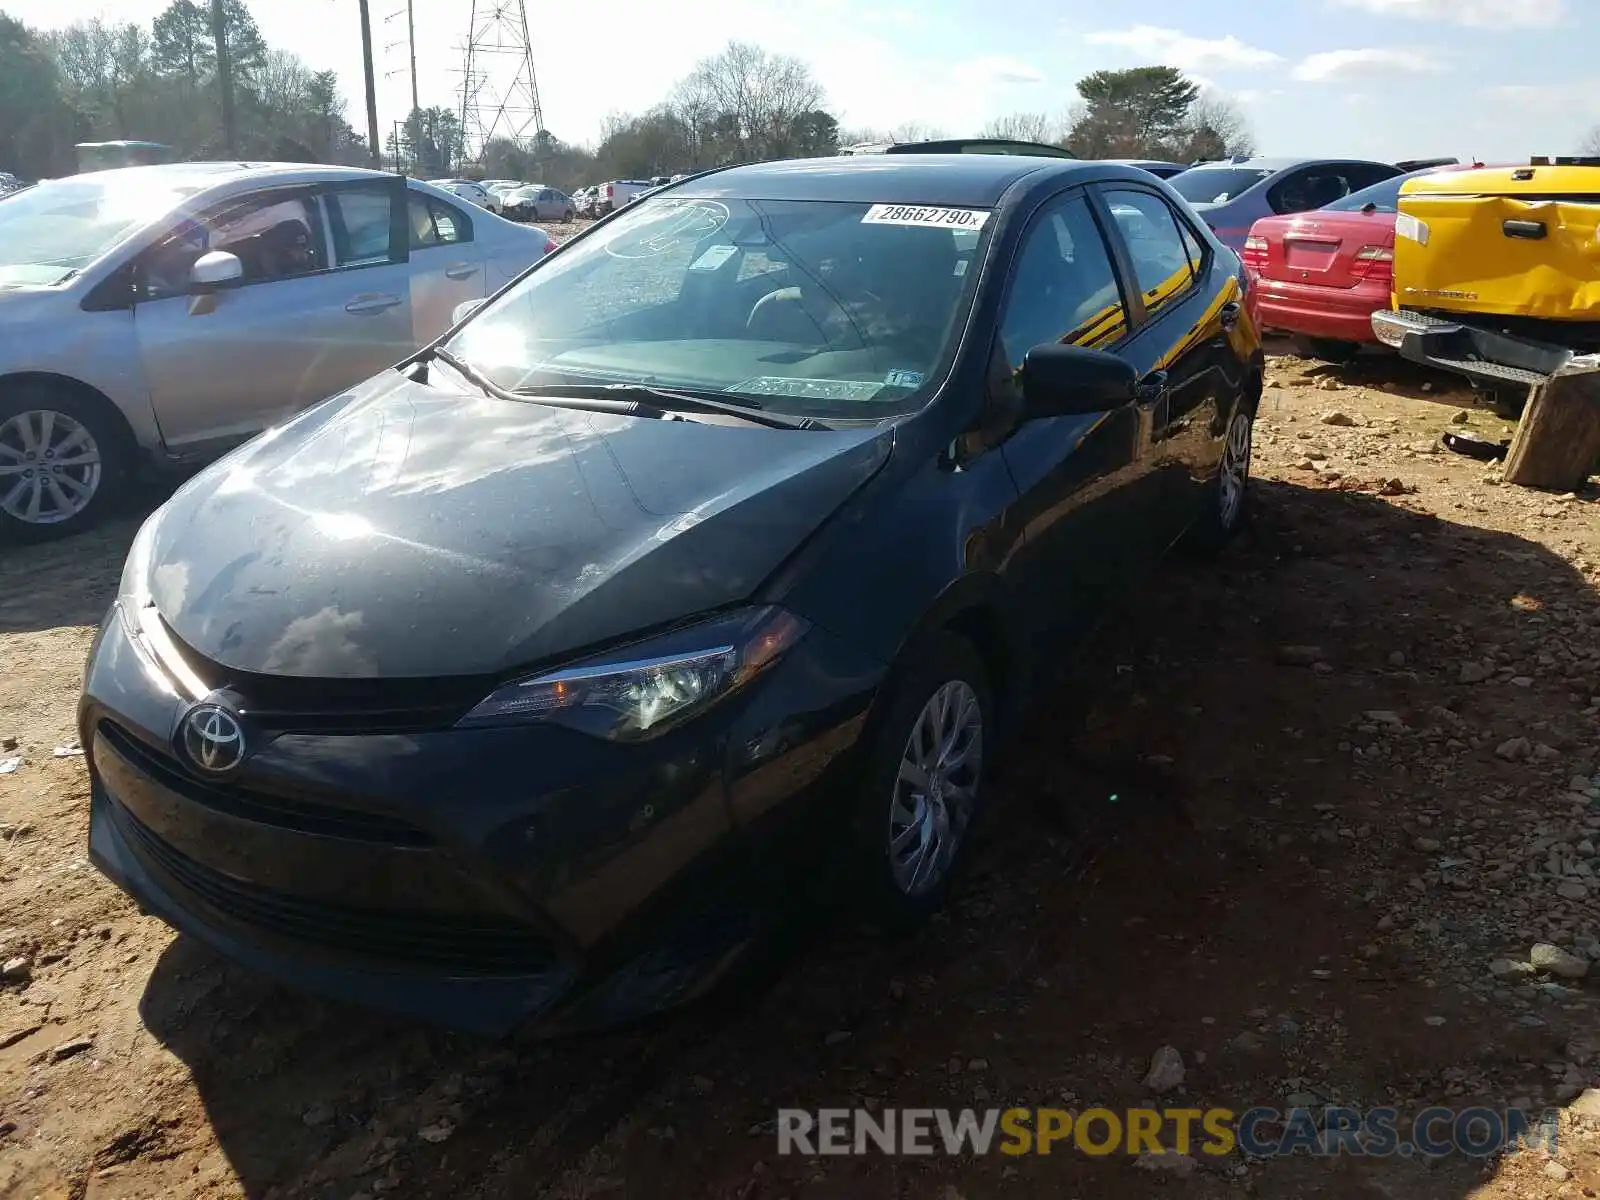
5;0;1597;161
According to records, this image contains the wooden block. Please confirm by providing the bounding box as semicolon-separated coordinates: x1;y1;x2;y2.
1502;361;1600;491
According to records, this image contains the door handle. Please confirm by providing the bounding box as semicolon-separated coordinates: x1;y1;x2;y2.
345;294;403;315
1219;301;1242;331
444;262;479;280
1135;370;1169;405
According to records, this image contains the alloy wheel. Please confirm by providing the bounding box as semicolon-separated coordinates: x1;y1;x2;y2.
887;679;984;897
0;409;103;525
1218;410;1253;531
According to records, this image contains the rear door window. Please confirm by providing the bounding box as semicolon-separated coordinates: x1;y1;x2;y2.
1103;189;1197;319
1267;168;1363;214
408;193;472;247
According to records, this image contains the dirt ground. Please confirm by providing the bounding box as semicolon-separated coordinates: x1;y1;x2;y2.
2;348;1600;1200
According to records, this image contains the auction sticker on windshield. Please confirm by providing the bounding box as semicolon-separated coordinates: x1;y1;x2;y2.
732;377;886;402
861;204;990;230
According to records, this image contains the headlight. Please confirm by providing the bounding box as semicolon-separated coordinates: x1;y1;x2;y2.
457;606;810;740
116;511;160;612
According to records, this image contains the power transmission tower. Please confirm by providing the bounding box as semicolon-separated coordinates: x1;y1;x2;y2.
456;0;545;163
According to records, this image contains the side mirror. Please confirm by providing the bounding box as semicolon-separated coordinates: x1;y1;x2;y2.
1018;343;1138;418
451;297;486;326
189;250;243;293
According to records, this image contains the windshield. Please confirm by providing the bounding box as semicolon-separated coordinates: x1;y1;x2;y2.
1169;168;1274;205
0;175;198;286
447;195;988;417
1320;171;1421;213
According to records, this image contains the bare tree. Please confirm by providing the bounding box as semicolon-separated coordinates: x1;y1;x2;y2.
671;41;827;162
838;126;891;146
889;120;945;143
978;111;1057;143
1583;126;1600;156
1179;93;1254;160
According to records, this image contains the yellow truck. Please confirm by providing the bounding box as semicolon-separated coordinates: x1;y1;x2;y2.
1371;156;1600;405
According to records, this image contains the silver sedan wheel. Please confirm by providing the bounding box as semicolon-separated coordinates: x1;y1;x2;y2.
1218;410;1253;531
888;680;984;897
0;409;103;525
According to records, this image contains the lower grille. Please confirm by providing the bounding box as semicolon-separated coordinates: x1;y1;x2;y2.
114;801;560;975
98;720;433;847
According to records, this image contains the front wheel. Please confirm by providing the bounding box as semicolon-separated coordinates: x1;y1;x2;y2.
1184;405;1253;555
0;387;130;542
850;633;992;926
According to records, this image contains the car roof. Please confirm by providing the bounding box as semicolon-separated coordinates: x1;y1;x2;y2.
673;154;1117;207
68;161;396;189
1183;156;1392;174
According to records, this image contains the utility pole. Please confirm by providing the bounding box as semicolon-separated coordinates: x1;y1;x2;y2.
357;0;382;168
209;0;236;154
407;0;419;113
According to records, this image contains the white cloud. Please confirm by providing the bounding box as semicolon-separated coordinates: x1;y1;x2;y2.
1490;80;1600;110
1082;25;1283;72
1234;88;1287;105
1292;48;1444;82
1330;0;1565;27
953;56;1046;88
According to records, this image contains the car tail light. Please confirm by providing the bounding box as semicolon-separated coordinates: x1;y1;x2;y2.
543;238;558;255
606;184;614;198
1241;234;1269;271
1350;244;1393;283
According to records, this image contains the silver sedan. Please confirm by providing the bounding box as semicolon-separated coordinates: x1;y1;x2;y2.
0;163;555;539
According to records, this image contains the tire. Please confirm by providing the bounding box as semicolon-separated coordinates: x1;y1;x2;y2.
563;209;574;222
1184;403;1254;555
1296;336;1361;364
847;631;992;927
0;383;131;543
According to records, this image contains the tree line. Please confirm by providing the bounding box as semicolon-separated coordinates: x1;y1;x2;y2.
0;2;371;177
572;59;1253;191
1;6;1254;190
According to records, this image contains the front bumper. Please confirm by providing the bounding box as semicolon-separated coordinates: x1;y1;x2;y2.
83;605;882;1034
1371;308;1566;391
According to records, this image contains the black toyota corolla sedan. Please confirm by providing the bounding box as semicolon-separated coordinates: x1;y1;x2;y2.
83;154;1263;1034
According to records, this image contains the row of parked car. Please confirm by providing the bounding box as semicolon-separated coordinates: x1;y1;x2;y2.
428;178;578;223
570;175;691;216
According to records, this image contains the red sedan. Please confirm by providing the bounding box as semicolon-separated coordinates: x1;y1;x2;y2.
1242;163;1481;361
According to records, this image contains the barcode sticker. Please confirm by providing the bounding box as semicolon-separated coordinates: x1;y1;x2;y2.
861;204;991;230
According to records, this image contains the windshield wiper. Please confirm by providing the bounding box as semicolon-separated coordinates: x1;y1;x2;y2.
425;348;819;430
512;382;821;430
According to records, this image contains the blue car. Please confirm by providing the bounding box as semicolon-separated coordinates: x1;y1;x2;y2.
1168;156;1403;252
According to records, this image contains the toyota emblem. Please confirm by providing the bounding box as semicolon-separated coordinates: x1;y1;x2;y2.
180;703;246;774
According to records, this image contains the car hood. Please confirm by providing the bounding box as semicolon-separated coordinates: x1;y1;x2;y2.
144;372;893;679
